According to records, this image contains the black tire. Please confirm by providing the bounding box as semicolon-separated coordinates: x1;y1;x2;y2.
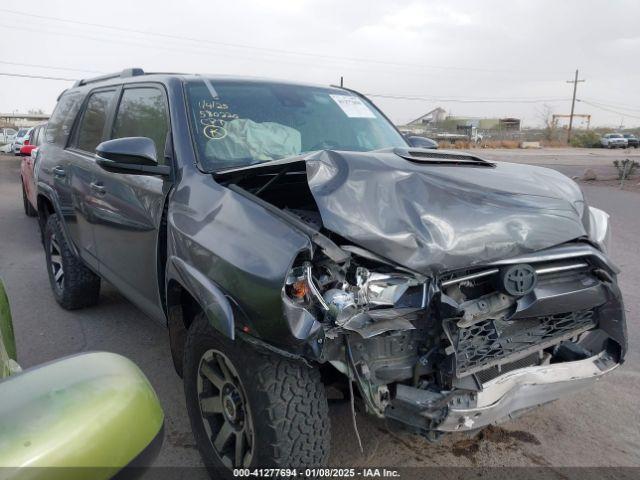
44;214;101;309
184;313;330;478
21;180;37;217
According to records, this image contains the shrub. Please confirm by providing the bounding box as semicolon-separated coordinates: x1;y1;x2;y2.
613;159;639;180
570;131;601;148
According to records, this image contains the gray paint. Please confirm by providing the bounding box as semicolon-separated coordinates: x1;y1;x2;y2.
305;148;589;274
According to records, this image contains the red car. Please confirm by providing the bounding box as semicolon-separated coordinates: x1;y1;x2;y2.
19;123;46;217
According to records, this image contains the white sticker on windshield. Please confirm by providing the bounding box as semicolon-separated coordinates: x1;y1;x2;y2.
329;94;376;118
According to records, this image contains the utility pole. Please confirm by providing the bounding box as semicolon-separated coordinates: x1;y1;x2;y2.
340;76;344;87
566;69;585;144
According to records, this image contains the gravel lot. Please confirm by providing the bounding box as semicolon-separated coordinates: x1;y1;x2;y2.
0;149;638;475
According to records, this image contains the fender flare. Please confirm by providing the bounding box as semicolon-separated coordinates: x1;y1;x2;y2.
165;256;235;340
36;182;80;258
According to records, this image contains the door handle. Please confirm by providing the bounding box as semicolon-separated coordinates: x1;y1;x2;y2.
90;182;106;195
53;166;66;178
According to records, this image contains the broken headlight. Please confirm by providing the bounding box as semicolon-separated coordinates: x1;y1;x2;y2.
354;268;425;308
285;259;427;332
588;206;611;253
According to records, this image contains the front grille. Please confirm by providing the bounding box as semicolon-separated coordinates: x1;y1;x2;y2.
446;310;597;377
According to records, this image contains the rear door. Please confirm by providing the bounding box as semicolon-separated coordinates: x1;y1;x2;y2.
23;126;40;202
91;84;172;321
65;88;119;270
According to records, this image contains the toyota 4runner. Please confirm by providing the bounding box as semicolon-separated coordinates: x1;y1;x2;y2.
35;69;627;476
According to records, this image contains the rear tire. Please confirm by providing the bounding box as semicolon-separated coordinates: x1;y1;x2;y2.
44;214;100;309
184;313;330;479
21;180;37;217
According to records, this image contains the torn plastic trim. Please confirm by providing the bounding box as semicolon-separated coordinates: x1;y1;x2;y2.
237;330;313;367
435;350;618;431
226;183;349;264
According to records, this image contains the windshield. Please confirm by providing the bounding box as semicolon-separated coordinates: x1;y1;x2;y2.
186;79;406;171
17;128;29;137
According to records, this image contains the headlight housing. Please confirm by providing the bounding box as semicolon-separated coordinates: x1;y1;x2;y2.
284;258;427;332
588;206;611;253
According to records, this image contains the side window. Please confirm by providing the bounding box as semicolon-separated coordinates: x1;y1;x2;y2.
45;92;83;145
75;90;115;152
37;126;44;146
31;127;39;146
111;87;169;164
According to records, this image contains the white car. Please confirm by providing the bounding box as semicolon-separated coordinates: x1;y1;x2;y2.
600;133;628;149
0;128;17;153
11;128;32;155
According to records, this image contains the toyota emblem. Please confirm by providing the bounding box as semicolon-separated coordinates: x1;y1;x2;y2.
500;264;537;296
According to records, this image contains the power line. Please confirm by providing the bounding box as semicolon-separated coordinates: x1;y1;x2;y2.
0;23;433;77
0;72;76;81
0;60;104;75
365;93;569;103
0;66;569;105
0;7;568;77
578;99;640;120
581;97;640;114
0;22;565;83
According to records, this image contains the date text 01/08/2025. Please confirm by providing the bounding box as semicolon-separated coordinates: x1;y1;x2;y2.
232;469;401;478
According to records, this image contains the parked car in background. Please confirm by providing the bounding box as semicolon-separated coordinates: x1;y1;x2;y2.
11;127;32;155
405;135;438;149
19;123;46;217
623;134;639;148
1;128;19;153
0;278;164;478
600;133;628;148
36;69;627;475
0;127;18;145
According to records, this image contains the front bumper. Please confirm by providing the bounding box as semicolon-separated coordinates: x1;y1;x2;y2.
436;350;618;432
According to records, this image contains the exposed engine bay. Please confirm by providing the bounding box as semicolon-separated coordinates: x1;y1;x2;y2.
216;148;627;437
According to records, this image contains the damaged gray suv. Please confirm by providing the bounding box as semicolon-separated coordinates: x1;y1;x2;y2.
36;69;627;474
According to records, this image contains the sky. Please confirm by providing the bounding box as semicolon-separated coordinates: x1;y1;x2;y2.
1;0;639;128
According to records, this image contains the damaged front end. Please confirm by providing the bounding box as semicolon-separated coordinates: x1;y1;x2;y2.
281;240;626;437
216;149;627;438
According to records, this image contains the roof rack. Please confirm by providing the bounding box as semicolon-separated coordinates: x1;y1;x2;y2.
73;68;145;87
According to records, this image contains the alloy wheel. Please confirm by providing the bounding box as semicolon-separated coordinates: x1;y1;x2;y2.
49;232;64;290
197;349;255;468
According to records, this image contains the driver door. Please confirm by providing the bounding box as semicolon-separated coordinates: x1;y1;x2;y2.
91;85;172;322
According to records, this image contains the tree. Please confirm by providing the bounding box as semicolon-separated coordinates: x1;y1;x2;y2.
537;104;557;142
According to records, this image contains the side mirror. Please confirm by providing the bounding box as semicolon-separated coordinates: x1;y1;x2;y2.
406;136;438;149
19;145;34;157
0;352;164;479
95;137;170;176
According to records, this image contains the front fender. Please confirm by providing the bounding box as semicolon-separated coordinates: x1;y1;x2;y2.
166;256;235;339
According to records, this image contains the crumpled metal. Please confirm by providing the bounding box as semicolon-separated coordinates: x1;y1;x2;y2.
305;148;588;274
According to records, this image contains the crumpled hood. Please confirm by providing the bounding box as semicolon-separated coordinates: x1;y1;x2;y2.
305;149;588;274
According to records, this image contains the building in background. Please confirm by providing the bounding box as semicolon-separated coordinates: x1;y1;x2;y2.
398;107;521;141
0;112;50;129
402;107;448;134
